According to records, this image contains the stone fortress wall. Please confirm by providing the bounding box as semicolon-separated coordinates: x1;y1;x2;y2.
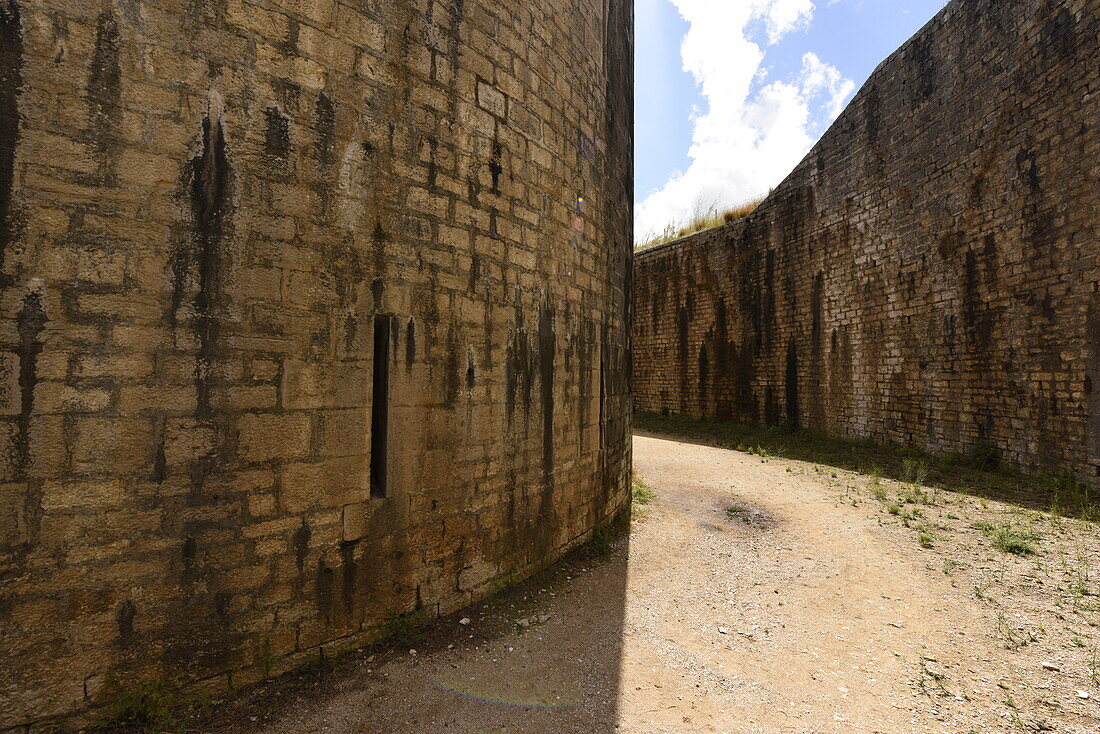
0;0;633;727
634;0;1098;484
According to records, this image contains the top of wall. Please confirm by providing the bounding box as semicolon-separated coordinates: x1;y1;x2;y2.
635;0;1087;264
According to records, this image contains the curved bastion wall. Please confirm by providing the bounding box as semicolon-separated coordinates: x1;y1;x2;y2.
634;0;1098;485
0;0;634;727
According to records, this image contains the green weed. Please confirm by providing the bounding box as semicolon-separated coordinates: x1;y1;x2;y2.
95;679;174;732
632;478;656;507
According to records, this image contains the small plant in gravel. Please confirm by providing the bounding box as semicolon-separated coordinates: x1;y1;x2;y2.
899;484;932;506
632;479;656;507
991;526;1038;556
918;658;949;695
902;459;929;486
970;520;1038;555
918;533;935;549
995;612;1040;650
1045;467;1099;520
887;502;902;516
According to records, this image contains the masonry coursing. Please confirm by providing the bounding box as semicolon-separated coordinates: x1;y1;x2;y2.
634;0;1098;484
0;0;634;727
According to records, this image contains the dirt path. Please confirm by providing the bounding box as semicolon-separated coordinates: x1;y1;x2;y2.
208;433;1100;733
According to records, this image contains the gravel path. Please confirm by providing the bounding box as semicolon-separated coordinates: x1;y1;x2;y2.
206;432;1100;733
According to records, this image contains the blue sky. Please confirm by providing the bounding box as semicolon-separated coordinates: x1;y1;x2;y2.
635;0;950;241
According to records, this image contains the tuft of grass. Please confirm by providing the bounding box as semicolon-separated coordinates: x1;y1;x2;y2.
902;459;929;486
725;505;749;522
918;532;935;549
899;485;933;506
381;610;429;648
968;439;1000;471
579;515;628;560
995;612;1040;650
869;471;889;502
991;529;1035;556
973;522;1038;556
1045;467;1099;519
635;197;765;251
887;502;902;516
95;679;174;732
632;478;656;507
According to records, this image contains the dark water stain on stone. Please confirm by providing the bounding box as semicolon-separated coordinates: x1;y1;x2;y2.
466;167;481;205
1042;8;1077;61
443;321;461;408
811;272;824;349
909;35;937;102
762;250;776;352
263;106;290;160
316;563;335;624
405;319;415;371
676;304;689;412
764;386;779;427
865;84;881;146
785;341;800;430
185;105;232;419
466;352;475;389
489;140;503;193
214;592;231;621
182;536;197;573
343;314;359;354
293;522;311;575
340;542;356;614
1016;148;1042;194
14;292;45;482
469;253;480;292
371;275;384;310
698;344;709;409
426;136;438;188
151;416;168;482
1087;298;1100;471
87;12;122;185
538;305;555;476
505;327;533;423
117;600;136;645
0;0;22;281
371;222;388;276
314;92;335;166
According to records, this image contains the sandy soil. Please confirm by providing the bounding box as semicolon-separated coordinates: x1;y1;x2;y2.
204;432;1100;733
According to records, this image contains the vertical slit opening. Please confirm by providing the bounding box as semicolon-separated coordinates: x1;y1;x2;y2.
370;315;392;499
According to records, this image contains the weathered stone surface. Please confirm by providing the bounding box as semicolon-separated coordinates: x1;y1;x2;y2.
634;0;1098;485
0;0;634;727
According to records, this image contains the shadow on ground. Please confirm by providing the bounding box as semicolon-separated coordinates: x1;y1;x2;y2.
182;528;631;734
635;412;1098;519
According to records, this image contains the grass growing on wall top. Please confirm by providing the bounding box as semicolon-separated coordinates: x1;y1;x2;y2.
635;198;763;252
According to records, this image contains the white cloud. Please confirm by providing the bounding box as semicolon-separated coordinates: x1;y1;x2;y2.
635;0;855;242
